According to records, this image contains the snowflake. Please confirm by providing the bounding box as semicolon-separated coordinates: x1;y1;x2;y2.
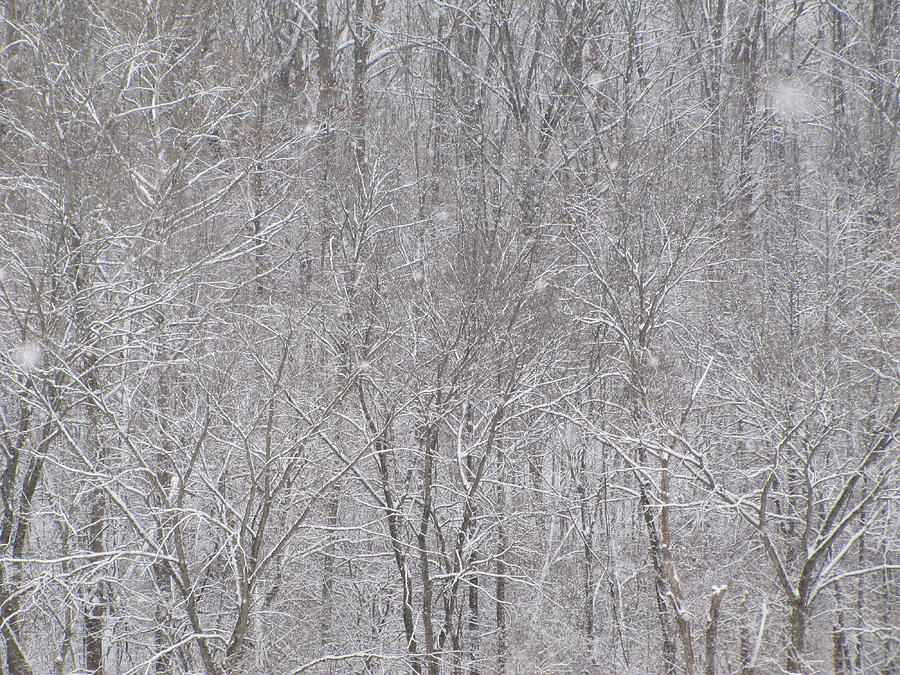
12;342;43;370
768;79;814;119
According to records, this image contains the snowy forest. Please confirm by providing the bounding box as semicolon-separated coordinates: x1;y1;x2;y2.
0;0;897;673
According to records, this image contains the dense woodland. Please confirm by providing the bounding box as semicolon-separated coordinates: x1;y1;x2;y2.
0;0;897;673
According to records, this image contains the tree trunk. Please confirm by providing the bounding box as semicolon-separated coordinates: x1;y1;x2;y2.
495;492;507;674
319;492;339;650
786;600;807;675
373;432;421;673
82;353;105;675
639;484;677;675
704;587;726;675
83;490;105;675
